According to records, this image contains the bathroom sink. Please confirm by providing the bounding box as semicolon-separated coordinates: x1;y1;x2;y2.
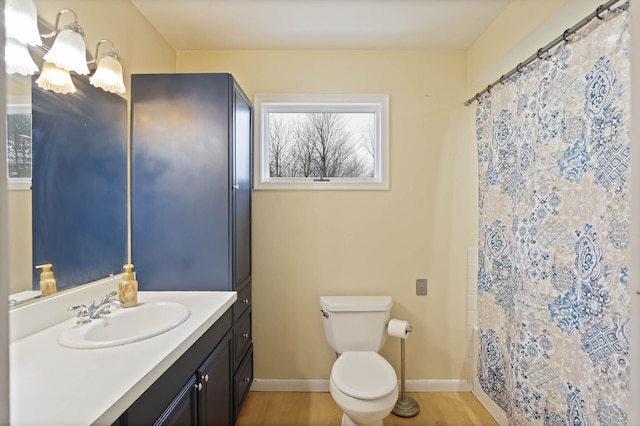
58;301;191;349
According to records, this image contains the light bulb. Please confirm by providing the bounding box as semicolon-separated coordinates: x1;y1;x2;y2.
5;0;42;46
5;37;38;75
90;55;126;94
36;61;77;94
43;27;89;75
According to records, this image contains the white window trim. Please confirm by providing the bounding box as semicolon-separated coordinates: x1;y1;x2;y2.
253;93;389;190
6;101;32;191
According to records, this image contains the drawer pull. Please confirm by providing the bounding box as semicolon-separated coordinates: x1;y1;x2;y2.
195;383;203;391
243;377;251;382
242;333;250;339
241;298;250;304
233;184;240;190
202;374;209;383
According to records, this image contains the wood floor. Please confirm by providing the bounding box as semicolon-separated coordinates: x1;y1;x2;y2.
235;391;499;426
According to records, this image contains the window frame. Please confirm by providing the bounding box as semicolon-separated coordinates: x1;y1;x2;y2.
253;93;389;190
6;101;32;191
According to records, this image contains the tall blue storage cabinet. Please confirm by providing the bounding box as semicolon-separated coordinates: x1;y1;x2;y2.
130;73;253;423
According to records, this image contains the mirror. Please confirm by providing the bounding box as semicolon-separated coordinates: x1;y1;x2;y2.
6;0;175;309
7;36;128;307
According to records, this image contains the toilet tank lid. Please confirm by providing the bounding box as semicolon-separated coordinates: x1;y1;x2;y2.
320;296;392;312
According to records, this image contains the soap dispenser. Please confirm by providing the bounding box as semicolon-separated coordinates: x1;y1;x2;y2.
36;264;57;297
119;264;138;308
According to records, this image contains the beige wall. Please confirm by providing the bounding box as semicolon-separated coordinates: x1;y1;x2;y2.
5;0;627;392
7;0;176;295
468;0;606;89
33;0;177;94
177;50;478;380
175;0;616;384
8;190;31;295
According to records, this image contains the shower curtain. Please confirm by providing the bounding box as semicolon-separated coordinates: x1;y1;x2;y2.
476;4;630;425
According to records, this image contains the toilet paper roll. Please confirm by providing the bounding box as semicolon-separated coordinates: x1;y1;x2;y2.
387;319;411;339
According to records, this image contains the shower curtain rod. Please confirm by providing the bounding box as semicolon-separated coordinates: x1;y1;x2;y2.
464;0;625;106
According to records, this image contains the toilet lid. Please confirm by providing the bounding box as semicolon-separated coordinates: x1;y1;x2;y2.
331;352;397;400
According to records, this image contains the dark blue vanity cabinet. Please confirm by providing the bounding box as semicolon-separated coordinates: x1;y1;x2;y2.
129;73;253;424
121;310;234;426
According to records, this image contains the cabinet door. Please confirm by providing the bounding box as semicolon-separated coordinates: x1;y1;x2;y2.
232;86;252;289
232;87;251;289
131;73;231;291
198;331;233;426
154;375;198;426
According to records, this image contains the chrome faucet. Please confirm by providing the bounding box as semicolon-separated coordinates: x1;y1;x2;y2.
90;299;125;319
68;304;92;324
68;291;124;324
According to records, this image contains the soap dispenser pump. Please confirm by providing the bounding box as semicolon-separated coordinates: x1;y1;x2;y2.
36;263;57;297
119;264;138;308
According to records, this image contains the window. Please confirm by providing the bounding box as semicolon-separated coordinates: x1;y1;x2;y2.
254;94;389;190
6;102;32;190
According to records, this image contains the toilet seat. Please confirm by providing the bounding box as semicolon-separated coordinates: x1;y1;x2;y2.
331;352;397;400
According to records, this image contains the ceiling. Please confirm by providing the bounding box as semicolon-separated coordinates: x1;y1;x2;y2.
130;0;512;51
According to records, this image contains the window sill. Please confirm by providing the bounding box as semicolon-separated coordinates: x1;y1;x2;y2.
253;178;389;191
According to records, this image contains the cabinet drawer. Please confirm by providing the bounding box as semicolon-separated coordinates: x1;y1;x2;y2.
233;282;251;322
234;309;252;368
233;345;253;421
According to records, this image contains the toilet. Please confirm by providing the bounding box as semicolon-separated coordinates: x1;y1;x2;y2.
320;296;398;426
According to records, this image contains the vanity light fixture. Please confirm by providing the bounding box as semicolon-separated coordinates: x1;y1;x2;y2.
4;0;42;46
89;40;126;94
35;61;77;94
41;9;90;75
5;37;38;75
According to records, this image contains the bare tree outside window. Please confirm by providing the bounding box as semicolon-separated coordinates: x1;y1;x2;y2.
255;94;389;190
269;116;294;177
268;112;375;179
6;111;32;179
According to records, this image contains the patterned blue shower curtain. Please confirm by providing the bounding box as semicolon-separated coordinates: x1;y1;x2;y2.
475;4;630;425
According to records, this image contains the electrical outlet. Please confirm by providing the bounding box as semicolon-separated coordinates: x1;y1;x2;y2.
416;278;427;296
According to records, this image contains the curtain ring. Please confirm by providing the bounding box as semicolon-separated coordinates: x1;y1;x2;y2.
562;29;571;43
596;5;604;20
475;93;481;102
536;48;545;60
486;84;492;94
516;63;523;73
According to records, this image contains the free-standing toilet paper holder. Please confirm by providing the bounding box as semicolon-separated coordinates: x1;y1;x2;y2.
391;322;420;417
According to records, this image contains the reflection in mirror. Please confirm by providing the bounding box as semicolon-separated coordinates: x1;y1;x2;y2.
7;74;35;304
6;1;130;307
31;74;127;294
7;60;128;308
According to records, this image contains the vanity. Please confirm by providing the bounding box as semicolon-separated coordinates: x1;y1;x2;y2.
7;69;255;424
9;278;246;425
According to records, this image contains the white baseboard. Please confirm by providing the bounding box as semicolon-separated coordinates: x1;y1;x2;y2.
471;388;508;426
250;379;473;393
251;379;330;392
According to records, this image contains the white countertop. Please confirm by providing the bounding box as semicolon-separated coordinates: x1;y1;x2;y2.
10;290;236;426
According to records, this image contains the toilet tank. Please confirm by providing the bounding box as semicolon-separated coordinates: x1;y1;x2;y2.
320;296;392;354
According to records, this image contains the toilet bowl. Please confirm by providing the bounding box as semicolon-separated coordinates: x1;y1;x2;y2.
329;351;398;426
320;296;398;426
